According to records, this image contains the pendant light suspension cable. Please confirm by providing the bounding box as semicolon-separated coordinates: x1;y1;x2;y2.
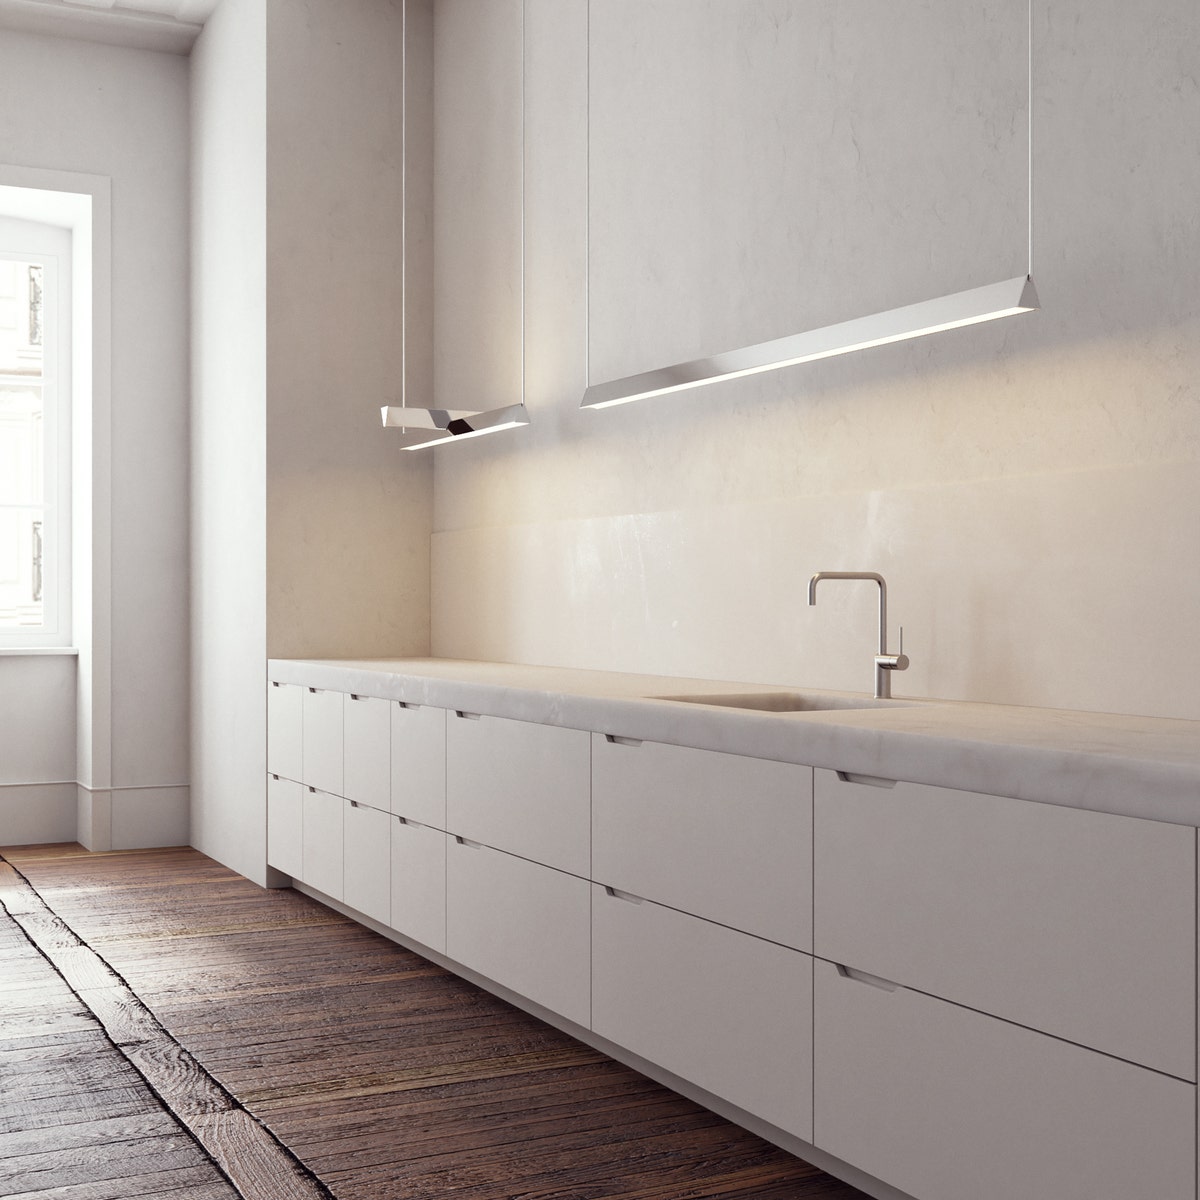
400;0;407;414
1027;0;1034;279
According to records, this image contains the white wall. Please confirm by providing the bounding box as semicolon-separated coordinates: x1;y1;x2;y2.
431;0;1200;723
0;654;76;843
190;0;268;882
0;30;190;847
191;0;432;884
266;0;432;661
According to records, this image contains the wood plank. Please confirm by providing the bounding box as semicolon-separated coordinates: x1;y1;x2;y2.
3;1130;213;1193
3;1164;241;1200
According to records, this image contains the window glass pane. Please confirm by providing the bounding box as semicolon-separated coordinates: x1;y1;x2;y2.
0;386;44;506
0;505;44;627
0;254;49;630
0;259;43;376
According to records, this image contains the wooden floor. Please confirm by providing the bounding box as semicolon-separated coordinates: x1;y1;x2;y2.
0;844;869;1200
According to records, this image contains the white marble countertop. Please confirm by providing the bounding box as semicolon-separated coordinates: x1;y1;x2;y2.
268;657;1200;827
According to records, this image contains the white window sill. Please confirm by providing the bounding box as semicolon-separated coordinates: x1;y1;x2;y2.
0;646;80;657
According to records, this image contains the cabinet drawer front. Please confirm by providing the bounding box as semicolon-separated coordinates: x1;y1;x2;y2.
593;885;812;1140
814;769;1196;1079
813;959;1195;1200
301;788;344;902
343;695;390;812
390;818;446;953
592;735;811;948
266;775;303;878
446;714;589;877
391;703;446;828
267;682;303;781
302;688;344;797
446;838;590;1027
343;800;391;926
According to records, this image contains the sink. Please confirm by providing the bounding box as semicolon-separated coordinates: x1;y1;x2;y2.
652;691;904;713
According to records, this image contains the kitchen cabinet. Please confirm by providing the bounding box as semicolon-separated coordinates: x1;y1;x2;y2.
343;694;390;812
343;798;391;925
266;681;303;781
266;774;303;878
813;958;1195;1200
592;734;811;949
265;662;1200;1200
814;768;1196;1079
592;882;813;1140
302;687;343;798
391;703;446;827
446;712;589;877
390;817;446;953
301;786;344;902
446;835;590;1027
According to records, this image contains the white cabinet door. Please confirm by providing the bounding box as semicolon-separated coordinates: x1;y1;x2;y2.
446;836;590;1027
814;769;1196;1079
391;703;446;828
267;682;303;781
592;735;811;949
266;775;303;878
343;799;391;926
446;713;589;877
302;787;344;901
302;688;343;797
343;694;390;812
391;817;446;953
813;958;1194;1200
592;884;812;1141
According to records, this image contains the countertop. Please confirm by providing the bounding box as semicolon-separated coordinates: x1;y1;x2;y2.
268;657;1200;827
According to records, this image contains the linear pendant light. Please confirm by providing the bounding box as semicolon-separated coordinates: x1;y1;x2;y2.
582;275;1039;409
384;0;530;450
580;0;1039;412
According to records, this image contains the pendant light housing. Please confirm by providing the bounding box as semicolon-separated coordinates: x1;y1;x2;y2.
581;275;1040;410
381;403;530;450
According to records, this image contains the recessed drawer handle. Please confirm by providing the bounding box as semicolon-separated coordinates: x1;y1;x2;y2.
604;886;645;905
308;687;320;694
455;835;484;849
604;734;643;747
835;770;897;788
396;701;419;710
455;711;483;721
397;816;425;829
835;964;901;992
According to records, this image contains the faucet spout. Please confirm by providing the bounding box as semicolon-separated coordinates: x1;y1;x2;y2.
808;571;908;699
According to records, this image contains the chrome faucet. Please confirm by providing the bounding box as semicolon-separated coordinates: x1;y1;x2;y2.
808;571;909;699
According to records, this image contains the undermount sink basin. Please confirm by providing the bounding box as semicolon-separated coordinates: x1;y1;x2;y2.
653;691;901;713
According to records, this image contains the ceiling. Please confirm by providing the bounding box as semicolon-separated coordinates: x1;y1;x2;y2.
0;0;221;54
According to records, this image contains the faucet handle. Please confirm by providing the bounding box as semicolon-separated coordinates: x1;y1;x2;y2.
876;628;910;674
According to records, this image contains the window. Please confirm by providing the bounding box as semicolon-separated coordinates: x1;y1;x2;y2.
0;219;71;645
